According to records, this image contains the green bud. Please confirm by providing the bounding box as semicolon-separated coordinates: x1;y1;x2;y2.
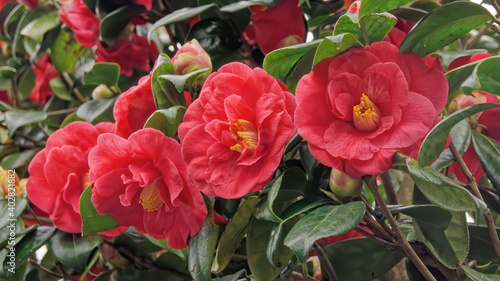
329;168;363;201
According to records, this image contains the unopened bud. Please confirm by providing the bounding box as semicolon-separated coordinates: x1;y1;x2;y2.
172;39;212;87
101;244;130;268
92;85;115;100
329;168;363;201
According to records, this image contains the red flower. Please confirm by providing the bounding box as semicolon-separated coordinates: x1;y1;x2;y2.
97;34;158;77
171;39;212;75
114;73;156;138
31;55;59;105
178;62;296;199
448;52;492;71
59;0;100;48
244;0;305;54
134;0;152;10
294;42;448;177
449;91;500;182
18;0;37;8
26;121;122;233
89;128;207;248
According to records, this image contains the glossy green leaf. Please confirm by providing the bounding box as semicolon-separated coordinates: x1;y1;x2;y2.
2;4;25;40
76;98;115;124
265;217;298;268
246;217;293;281
99;4;146;46
82;63;120;87
3;226;55;279
445;60;481;103
148;4;216;42
433;49;487;70
285;47;315;94
79;186;119;235
389;205;452;230
158;67;210;92
186;18;242;58
333;14;363;43
48;231;102;272
476;56;500;96
113;228;162;255
144;106;186;138
0;150;36;170
472;131;500;193
154;250;189;274
359;13;398;44
284;202;365;263
400;2;491;57
189;211;219;281
50;29;87;74
418;103;500;167
459;265;500;281
313;34;362;65
49;77;72;101
0;66;16;89
324;237;403;280
16;67;35;101
468;225;500;262
151;54;183;110
4;110;47;138
431;120;471;171
60;113;84;128
0;197;27;230
20;11;58;42
213;197;258;273
263;39;321;78
359;0;412;18
219;1;270;12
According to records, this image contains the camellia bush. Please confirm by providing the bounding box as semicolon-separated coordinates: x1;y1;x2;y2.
1;0;500;280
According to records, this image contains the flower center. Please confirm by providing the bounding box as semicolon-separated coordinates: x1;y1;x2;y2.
352;93;381;132
229;119;258;152
139;183;162;212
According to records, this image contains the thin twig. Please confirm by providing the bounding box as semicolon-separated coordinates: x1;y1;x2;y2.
449;142;500;261
467;20;495;49
25;205;44;225
489;0;500;17
380;172;400;217
313;242;338;281
27;258;70;280
60;72;86;103
363;214;396;242
45;108;78;117
361;196;397;239
363;176;437;281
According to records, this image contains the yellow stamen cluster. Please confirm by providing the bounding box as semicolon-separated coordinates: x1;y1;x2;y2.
229;119;258;152
139;183;163;212
352;93;381;132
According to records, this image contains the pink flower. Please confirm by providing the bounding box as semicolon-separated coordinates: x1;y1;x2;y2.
59;0;100;48
294;42;448;177
114;73;156;138
244;0;306;54
26;121;122;234
96;33;158;77
448;53;492;71
89;128;207;248
18;0;37;8
31;54;59;105
171;39;212;75
178;62;296;199
134;0;153;10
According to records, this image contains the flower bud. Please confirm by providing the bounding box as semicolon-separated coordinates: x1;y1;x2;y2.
171;39;212;86
329;168;363;201
92;85;115;100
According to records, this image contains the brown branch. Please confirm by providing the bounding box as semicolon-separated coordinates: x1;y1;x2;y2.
380;172;400;218
45;108;78;117
361;196;397;240
27;258;77;281
60;72;87;103
313;242;338;281
467;20;495;49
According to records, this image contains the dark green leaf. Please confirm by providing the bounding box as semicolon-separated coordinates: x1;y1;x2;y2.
400;2;492;57
285;47;315;94
219;1;270;12
60;113;84;128
431;120;471;171
48;231;102;272
418;103;500;167
459;265;500;281
50;29;87;74
313;34;362;65
0;197;27;230
49;77;72;101
389;204;452;230
472;131;500;193
333;14;363;43
188;211;219;281
477;57;500;96
20;11;58;42
213;269;247;281
16;67;35;101
93;271;115;281
148;4;216;42
2;4;25;40
113;228;162;255
4;110;47;138
79;186;119;235
284;202;365;263
213;197;258;273
186;18;242;56
445;60;481;103
266;218;298;267
144;106;186;138
151;54;181;109
359;13;398;44
324;237;403;280
154;250;188;274
82;63;120;87
359;0;412;18
76;98;115;124
263;39;321;78
99;5;146;46
0;150;37;170
158;68;210;92
468;225;500;262
0;67;16;89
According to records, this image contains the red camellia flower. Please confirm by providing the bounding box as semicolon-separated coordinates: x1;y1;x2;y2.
114;73;156;138
294;42;448;177
178;62;296;199
134;0;153;10
26;122;119;233
89;128;207;248
31;54;59;105
96;34;158;77
18;0;38;8
59;0;100;48
244;0;305;54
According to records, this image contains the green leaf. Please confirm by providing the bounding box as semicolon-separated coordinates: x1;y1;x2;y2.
471;131;500;193
154;250;189;275
263;39;321;78
144;107;186;138
60;113;84;128
313;34;362;65
79;186;119;235
285;47;315;94
3;226;55;279
246;217;293;281
445;61;481;104
20;11;58;42
0;197;27;230
359;13;398;44
82;63;120;87
158;67;210;92
399;2;492;57
324;238;403;280
418;103;500;167
433;49;487;70
99;4;146;46
284;202;365;263
0;67;16;90
76;98;115;124
151;54;182;110
48;231;102;272
389;205;452;230
186;18;242;57
148;4;217;42
213;197;258;273
188;209;219;281
50;29;87;74
459;265;500;281
213;269;247;281
476;56;500;96
219;1;270;12
468;225;500;262
431;120;471;171
16;67;35;101
333;14;363;43
113;228;162;255
359;0;413;18
49;77;72;101
265;218;298;267
4;110;47;138
0;150;37;170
